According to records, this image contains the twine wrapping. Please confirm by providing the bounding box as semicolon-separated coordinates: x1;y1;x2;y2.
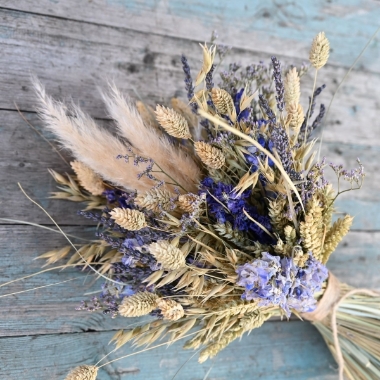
302;272;380;380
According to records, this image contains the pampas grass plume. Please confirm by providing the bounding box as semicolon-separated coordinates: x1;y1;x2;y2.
102;84;200;193
33;79;154;193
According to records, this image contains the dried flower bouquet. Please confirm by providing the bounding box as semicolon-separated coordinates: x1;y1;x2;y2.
12;31;380;379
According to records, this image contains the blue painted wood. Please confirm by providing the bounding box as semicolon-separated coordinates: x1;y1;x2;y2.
0;321;337;380
0;2;379;379
4;0;380;71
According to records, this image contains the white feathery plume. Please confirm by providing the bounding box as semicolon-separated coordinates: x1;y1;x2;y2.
33;79;153;192
102;84;201;193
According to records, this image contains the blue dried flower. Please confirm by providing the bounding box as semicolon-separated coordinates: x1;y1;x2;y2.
236;252;328;317
234;88;251;121
200;178;273;243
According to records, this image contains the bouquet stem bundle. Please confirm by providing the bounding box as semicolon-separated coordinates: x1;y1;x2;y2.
304;273;380;380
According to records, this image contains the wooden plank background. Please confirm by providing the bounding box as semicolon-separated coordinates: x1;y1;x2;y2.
0;1;379;379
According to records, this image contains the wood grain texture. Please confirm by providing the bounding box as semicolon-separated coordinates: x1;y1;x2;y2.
0;321;338;380
0;2;379;379
0;225;135;337
1;0;379;72
0;8;378;145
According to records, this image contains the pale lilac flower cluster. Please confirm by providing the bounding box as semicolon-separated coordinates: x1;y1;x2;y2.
236;252;328;317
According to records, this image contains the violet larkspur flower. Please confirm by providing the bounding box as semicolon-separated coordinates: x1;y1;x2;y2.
200;178;273;243
234;88;251;121
243;125;274;172
236;252;328;317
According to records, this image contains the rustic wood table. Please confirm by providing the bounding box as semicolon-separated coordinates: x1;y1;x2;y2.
1;1;379;379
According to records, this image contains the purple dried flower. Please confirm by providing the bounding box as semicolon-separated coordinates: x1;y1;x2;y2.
236;252;328;317
205;64;215;91
258;95;276;124
181;54;198;113
271;56;285;112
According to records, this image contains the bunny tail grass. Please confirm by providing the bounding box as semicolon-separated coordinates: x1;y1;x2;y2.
102;84;201;193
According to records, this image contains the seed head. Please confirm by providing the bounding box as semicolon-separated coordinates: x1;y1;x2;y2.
65;365;98;380
156;298;184;321
309;32;330;69
284;67;301;108
155;105;191;139
211;88;236;122
177;193;198;213
119;291;159;317
149;240;186;270
70;161;105;196
109;208;147;230
195;44;216;86
135;188;173;213
194;141;225;169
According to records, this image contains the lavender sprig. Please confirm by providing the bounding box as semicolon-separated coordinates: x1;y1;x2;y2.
271;56;285;112
258;95;276;124
181;54;198;113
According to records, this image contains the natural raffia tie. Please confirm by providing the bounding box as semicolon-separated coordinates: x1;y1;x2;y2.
302;272;380;380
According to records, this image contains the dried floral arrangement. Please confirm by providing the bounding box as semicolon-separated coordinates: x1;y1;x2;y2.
7;31;380;380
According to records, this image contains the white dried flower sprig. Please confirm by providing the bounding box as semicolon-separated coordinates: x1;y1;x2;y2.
155;105;192;139
119;291;159;317
156;298;184;321
70;161;105;196
65;365;98;380
309;31;330;70
194;141;225;169
109;208;147;230
149;240;186;270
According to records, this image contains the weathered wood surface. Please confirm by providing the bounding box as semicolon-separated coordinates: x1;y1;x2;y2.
2;0;380;72
1;322;337;380
0;1;379;379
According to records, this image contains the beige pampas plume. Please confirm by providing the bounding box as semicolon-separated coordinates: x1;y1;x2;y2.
309;32;330;69
65;365;98;380
33;79;153;193
102;84;201;193
136;100;159;129
70;160;105;195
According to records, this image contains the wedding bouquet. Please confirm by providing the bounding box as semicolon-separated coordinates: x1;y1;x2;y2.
14;31;380;379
